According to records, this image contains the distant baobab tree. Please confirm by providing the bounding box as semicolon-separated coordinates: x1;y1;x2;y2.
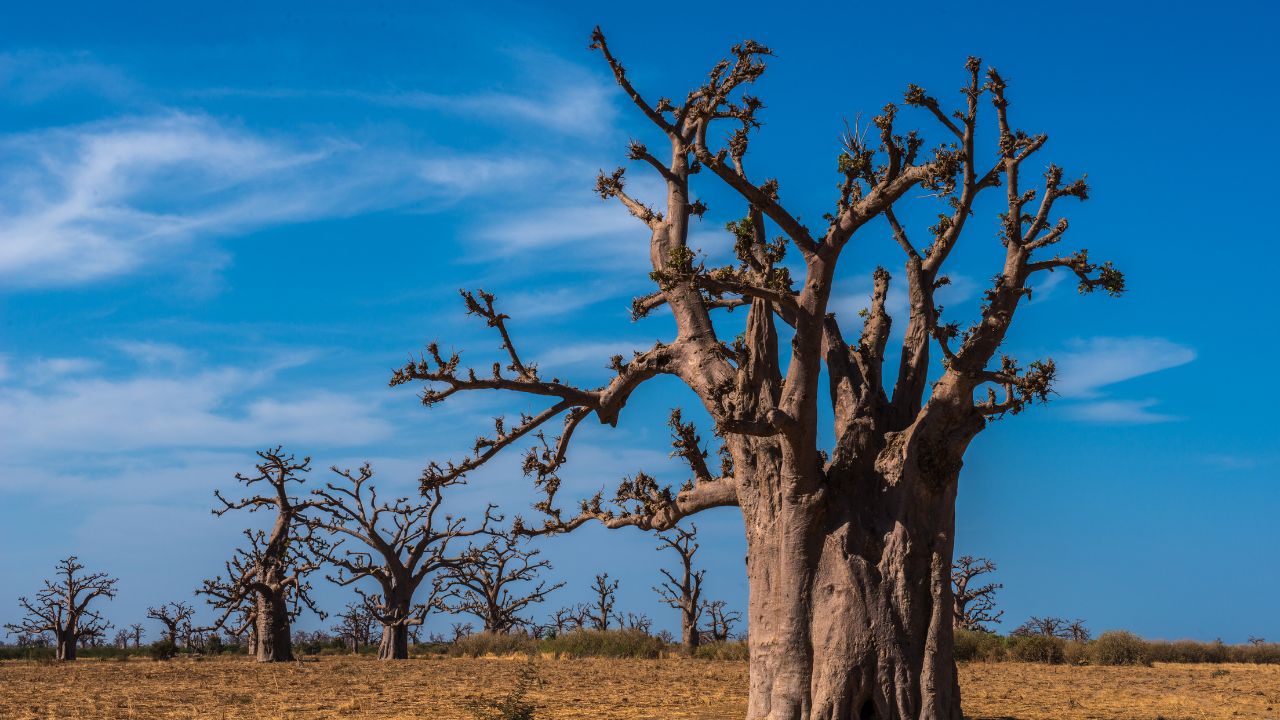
147;601;196;648
391;25;1124;717
443;532;562;634
654;522;705;653
331;601;378;653
1013;615;1090;642
306;463;495;659
952;556;1003;631
127;623;145;648
449;621;473;642
585;573;620;631
547;605;588;635
4;556;117;661
700;600;742;642
198;447;325;662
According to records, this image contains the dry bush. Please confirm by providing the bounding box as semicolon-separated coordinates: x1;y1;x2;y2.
954;629;1005;663
1089;631;1150;666
542;629;667;659
449;631;538;658
695;640;750;661
1007;634;1066;664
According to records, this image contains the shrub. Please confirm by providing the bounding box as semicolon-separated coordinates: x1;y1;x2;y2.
541;629;666;659
148;640;177;661
1146;639;1230;663
694;640;749;661
954;629;1004;663
1090;631;1151;666
1006;634;1065;664
450;631;538;658
1062;640;1089;666
1240;642;1280;664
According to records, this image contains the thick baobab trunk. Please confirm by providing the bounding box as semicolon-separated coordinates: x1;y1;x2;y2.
378;623;410;660
682;609;701;655
743;427;968;720
57;634;77;662
255;593;293;662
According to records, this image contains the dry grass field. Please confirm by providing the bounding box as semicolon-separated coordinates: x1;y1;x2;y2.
1;656;1277;720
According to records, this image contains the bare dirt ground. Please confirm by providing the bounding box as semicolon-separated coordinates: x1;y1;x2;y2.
1;656;1277;719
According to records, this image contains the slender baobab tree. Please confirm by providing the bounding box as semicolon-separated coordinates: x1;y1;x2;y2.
391;26;1124;718
147;601;196;648
306;463;495;659
585;573;620;631
443;532;562;634
127;623;145;648
654;522;705;653
951;556;1003;631
198;447;324;662
4;557;117;661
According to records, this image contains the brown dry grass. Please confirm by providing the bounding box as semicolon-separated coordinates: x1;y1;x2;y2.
0;656;1277;719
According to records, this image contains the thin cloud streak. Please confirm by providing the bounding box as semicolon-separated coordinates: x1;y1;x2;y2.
0;113;545;287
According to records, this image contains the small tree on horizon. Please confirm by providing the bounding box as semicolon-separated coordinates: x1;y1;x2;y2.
585;573;620;631
147;601;196;648
654;521;705;653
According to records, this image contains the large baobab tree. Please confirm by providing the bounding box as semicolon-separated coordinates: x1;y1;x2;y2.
306;463;495;659
951;556;1003;631
443;532;562;634
391;26;1124;718
198;447;324;662
4;557;117;661
654;523;705;653
147;601;196;647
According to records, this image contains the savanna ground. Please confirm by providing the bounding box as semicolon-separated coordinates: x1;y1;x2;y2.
1;656;1277;720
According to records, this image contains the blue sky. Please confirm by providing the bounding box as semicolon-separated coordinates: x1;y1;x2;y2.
1;1;1276;643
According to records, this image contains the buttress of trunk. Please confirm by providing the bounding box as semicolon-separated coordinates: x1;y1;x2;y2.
378;624;410;660
742;434;966;720
57;635;76;662
255;593;293;662
682;609;700;655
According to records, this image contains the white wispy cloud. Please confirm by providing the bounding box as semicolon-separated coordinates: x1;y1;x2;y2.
1061;398;1179;424
1052;336;1196;399
534;339;661;370
0;350;391;455
0;112;545;287
198;50;619;138
475;200;651;264
1048;336;1195;425
500;282;634;319
29;356;100;384
111;339;193;368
